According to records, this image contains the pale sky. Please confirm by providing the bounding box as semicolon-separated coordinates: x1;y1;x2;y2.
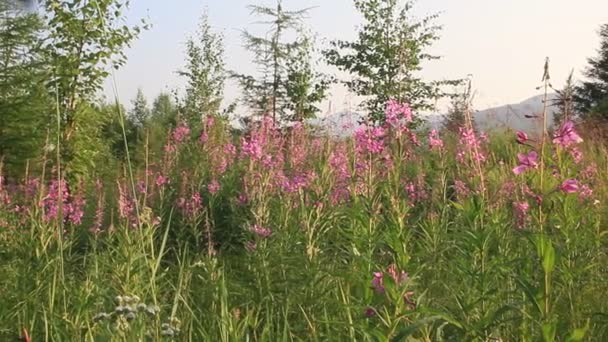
103;0;608;114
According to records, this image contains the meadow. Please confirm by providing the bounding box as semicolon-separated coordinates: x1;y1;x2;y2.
0;100;606;341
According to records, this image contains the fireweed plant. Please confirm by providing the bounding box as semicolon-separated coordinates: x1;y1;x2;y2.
0;100;606;340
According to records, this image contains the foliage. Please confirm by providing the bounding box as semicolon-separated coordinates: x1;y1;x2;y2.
0;0;50;175
551;70;576;126
325;0;461;123
284;34;331;122
129;88;150;128
42;0;147;176
234;0;324;123
575;23;608;117
0;101;606;340
178;12;226;129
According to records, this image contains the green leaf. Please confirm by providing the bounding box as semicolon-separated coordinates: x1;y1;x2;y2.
565;320;590;342
542;321;557;342
542;239;556;274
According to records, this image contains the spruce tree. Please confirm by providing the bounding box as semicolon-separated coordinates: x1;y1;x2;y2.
551;70;576;126
130;88;150;128
234;0;311;123
575;23;608;118
443;81;472;133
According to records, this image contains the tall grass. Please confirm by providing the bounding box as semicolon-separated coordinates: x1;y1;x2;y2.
0;103;606;341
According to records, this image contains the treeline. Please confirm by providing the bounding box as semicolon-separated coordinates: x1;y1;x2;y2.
1;0;608;180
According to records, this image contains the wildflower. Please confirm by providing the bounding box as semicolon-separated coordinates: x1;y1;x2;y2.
354;125;386;154
115;306;127;315
207;179;220;195
371;272;385;294
241;137;263;160
513;201;530;228
454;180;470;198
385;99;413;127
237;193;248;205
516;131;528;144
512;151;538;175
364;307;376;317
145;305;160;316
569;147;583;164
198;131;209;145
428;129;444;149
560;179;579;194
250;224;272;238
155;174;169;187
172;123;191;143
93;312;111;323
579;184;593;201
553;120;583;147
456;127;486;163
387;264;408;285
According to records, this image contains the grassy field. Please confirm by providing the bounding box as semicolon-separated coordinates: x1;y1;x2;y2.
0;105;606;341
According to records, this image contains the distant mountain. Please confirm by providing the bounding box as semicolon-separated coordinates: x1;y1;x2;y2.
310;94;560;135
472;94;559;132
308;111;363;136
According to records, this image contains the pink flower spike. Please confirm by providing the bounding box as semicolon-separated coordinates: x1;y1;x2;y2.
516;131;528;144
207;179;220;194
560;179;579;194
512;151;538;175
428;129;444;149
371;272;385;294
250;224;272;238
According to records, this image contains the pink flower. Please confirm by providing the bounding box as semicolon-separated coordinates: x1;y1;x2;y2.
569;147;583;164
516;131;528;144
387;264;408;285
560;179;579;194
172;124;191;143
371;272;385;294
579;184;593;201
198;131;209;145
513;151;539;175
454;180;470;198
553;121;583;147
207;179;220;194
385;100;413;127
250;224;272;238
155;174;169;187
241;137;263;160
513;201;530;228
364;307;376;318
354;125;385;154
428;129;444;149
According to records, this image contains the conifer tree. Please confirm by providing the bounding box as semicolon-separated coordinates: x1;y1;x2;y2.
234;0;312;123
551;70;576;126
575;23;608;118
130;88;150;128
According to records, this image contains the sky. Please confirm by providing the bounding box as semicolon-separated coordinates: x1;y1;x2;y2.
103;0;608;115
